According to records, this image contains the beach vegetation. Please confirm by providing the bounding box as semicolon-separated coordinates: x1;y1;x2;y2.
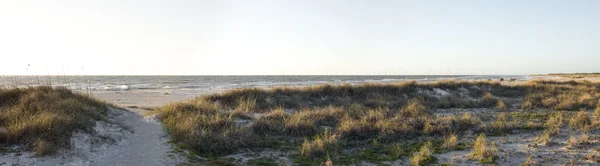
153;79;600;164
469;134;498;164
0;86;113;156
410;141;435;166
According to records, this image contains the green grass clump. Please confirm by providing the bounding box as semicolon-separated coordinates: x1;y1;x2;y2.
545;112;563;135
441;133;458;149
481;92;497;107
469;134;498;164
0;87;112;156
569;110;591;130
535;131;552;145
488;112;512;134
497;100;507;111
252;108;287;135
400;98;433;119
299;130;338;159
410;141;435;166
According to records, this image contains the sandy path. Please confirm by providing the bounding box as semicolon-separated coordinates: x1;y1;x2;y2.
0;109;184;166
81;91;189;166
89;110;182;166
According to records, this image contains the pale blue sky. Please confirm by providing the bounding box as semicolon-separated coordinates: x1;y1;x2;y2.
0;0;598;75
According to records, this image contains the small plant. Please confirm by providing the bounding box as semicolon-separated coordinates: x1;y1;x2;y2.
567;135;578;148
492;112;511;133
236;97;257;112
442;133;458;149
535;131;552;145
580;132;591;144
469;134;498;163
497;100;507;111
482;92;497;106
522;155;536;166
410;141;434;166
388;143;405;159
400;98;433;119
347;103;366;118
321;156;333;166
569;110;591;130
299;129;338;159
545;112;563;135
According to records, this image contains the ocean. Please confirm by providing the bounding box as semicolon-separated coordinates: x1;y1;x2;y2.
0;75;528;94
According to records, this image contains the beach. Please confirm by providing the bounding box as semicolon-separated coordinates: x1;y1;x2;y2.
92;90;191;113
79;75;527;109
4;75;600;165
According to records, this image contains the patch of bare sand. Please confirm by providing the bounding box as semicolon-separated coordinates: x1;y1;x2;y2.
92;90;192;114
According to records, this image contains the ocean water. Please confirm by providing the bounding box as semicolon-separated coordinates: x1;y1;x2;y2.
0;75;528;94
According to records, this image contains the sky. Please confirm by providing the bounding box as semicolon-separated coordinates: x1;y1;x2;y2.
0;0;599;75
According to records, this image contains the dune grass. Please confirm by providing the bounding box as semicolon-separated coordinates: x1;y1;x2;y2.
154;79;600;164
410;141;434;166
0;86;112;156
547;73;600;78
469;134;498;163
299;129;338;159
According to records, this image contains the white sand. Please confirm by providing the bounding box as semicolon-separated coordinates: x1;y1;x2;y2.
88;109;184;166
92;90;192;109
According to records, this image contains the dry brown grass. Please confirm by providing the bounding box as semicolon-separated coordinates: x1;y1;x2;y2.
545;112;563;135
482;92;497;107
299;129;338;159
410;141;433;166
202;80;524;111
442;133;458;149
0;87;112;156
490;112;512;133
547;73;600;78
157;99;260;155
469;134;498;163
153;80;600;163
569;110;591;130
497;100;507;111
567;135;577;148
522;155;536;166
521;80;600;110
535;131;552;145
400;98;433;119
